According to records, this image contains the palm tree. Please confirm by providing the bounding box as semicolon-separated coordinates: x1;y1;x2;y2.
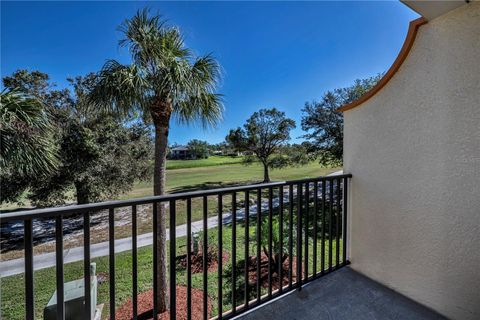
89;9;223;313
0;88;58;177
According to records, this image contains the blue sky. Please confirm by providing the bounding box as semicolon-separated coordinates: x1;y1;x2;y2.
1;1;418;145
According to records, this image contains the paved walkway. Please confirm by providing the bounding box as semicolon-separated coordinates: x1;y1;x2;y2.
0;209;242;277
236;267;446;320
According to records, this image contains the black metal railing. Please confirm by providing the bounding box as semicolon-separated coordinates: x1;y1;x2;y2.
1;173;351;320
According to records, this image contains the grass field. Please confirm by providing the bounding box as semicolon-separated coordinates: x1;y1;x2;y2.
1;219;343;320
0;159;338;211
166;155;246;170
124;162;339;199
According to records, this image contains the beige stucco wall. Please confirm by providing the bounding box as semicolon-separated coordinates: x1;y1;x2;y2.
343;3;480;320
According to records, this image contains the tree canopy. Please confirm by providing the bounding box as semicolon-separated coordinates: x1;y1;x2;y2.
1;70;152;206
301;75;382;165
29;117;152;206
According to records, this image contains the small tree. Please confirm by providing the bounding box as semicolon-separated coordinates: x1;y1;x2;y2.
257;216;292;273
301;75;381;165
187;139;209;159
225;127;245;156
227;108;295;182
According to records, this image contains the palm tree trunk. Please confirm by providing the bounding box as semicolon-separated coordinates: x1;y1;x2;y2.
153;124;169;313
151;99;172;313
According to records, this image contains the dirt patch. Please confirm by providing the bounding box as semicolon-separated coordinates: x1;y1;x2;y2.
177;251;229;274
115;286;211;320
0;205;153;261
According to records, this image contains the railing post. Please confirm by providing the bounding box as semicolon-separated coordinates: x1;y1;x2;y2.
244;190;250;309
296;183;302;290
232;192;237;312
321;179;326;275
152;203;158;319
267;187;273;298
169;200;177;320
132;206;138;320
278;185;284;293
186;198;192;320
288;184;294;289
256;189;261;303
313;181;318;276
24;219;35;320
55;216;65;320
109;208;116;320
83;212;91;320
304;183;309;281
336;178;341;268
343;177;348;265
217;195;223;319
202;196;208;320
328;179;333;271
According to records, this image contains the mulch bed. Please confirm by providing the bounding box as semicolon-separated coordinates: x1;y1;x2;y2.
114;286;212;320
178;251;229;274
246;254;301;290
115;254;301;319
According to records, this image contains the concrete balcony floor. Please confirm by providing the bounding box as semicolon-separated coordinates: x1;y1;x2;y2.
236;267;446;320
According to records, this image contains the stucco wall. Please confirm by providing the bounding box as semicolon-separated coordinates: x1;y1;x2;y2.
343;3;480;320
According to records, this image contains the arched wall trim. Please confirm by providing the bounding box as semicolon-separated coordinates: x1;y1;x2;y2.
337;17;428;113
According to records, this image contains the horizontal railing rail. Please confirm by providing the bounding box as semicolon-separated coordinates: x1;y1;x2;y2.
2;173;351;320
0;174;352;222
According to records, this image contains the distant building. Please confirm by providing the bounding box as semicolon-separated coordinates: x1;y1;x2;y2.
170;146;193;160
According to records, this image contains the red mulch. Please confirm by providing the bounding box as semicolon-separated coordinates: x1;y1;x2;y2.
246;254;302;290
178;251;229;274
114;286;211;320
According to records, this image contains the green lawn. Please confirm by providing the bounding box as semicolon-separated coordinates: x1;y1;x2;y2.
124;162;339;199
166;156;246;170
0;161;338;211
1;211;344;320
116;162;339;240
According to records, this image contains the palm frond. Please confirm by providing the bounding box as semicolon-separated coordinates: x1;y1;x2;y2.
191;54;221;91
172;53;223;127
0;89;59;176
90;9;223;129
175;92;224;128
88;60;149;117
119;9;190;69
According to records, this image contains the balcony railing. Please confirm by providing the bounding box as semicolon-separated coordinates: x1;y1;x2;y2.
1;173;351;320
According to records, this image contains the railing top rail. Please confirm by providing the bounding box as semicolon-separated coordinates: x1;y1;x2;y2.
0;173;352;222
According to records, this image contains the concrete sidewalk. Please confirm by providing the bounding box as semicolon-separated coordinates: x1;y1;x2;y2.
0;209;239;277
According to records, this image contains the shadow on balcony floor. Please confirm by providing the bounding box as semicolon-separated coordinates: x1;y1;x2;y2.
235;267;446;320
